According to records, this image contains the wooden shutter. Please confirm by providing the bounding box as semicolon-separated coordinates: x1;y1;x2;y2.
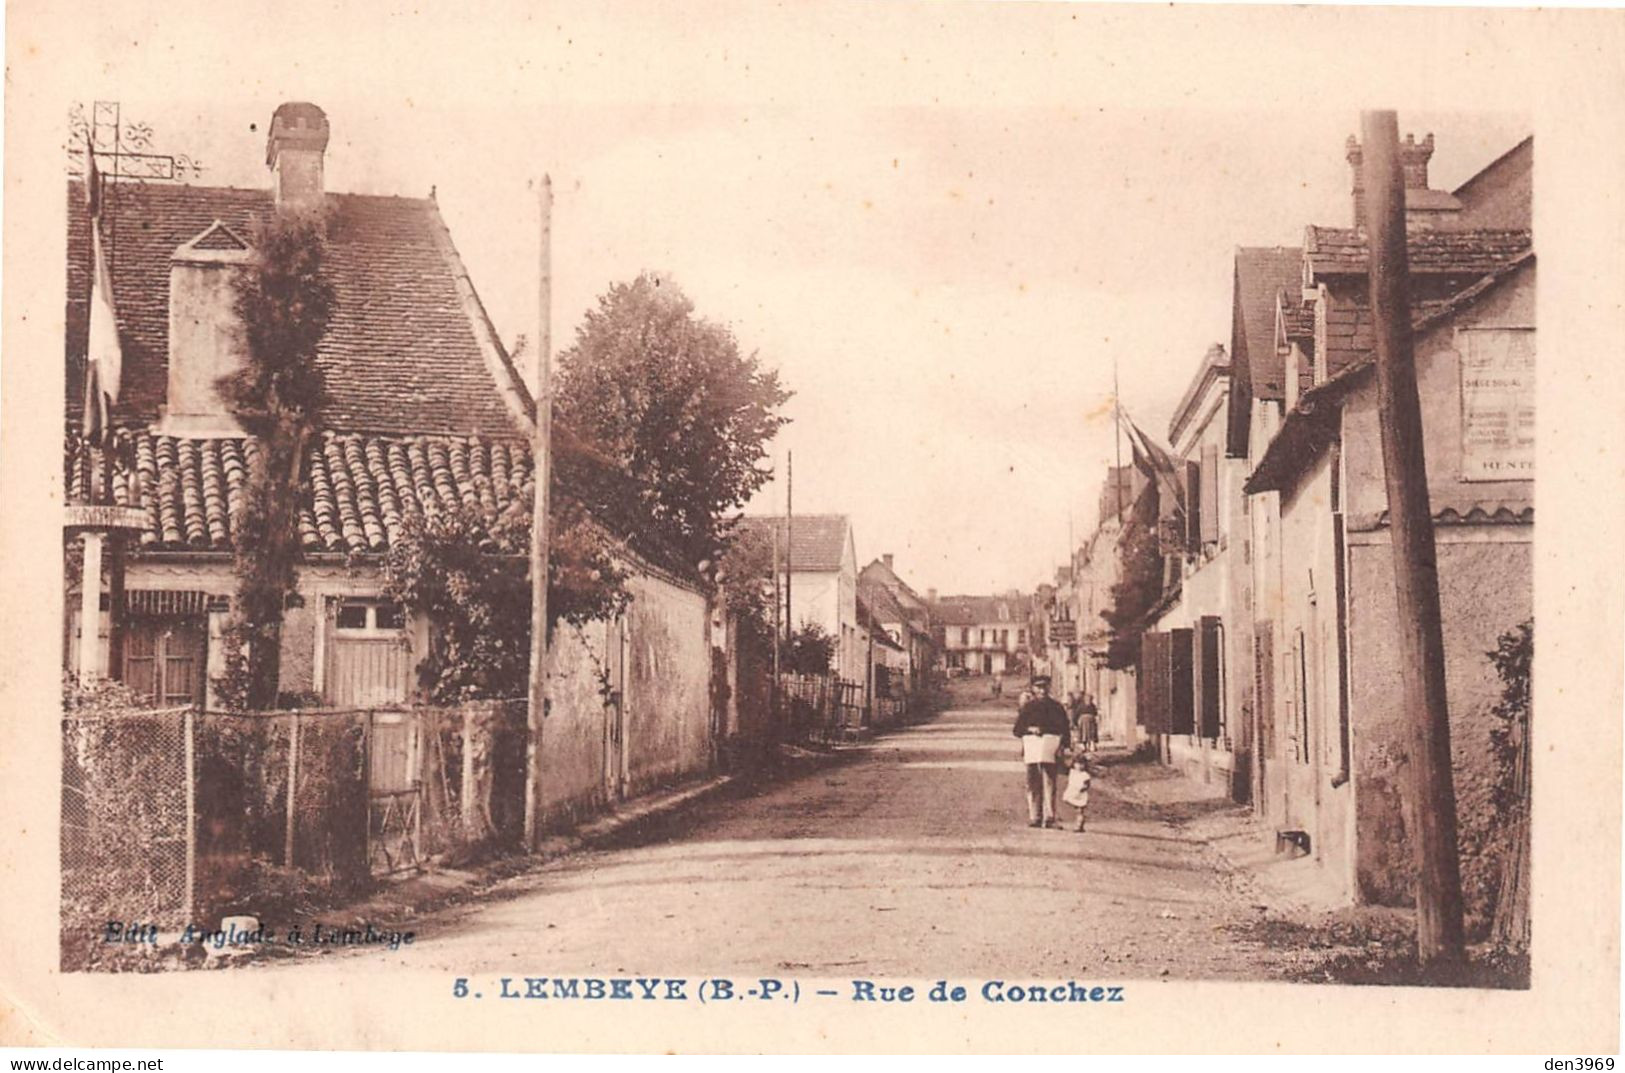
1197;615;1222;739
1200;445;1221;544
1253;622;1275;755
1169;627;1195;734
1184;460;1202;550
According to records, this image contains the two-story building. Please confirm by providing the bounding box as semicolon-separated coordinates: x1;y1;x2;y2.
932;593;1031;677
735;514;864;687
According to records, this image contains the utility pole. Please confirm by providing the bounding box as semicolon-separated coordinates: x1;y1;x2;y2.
1363;110;1466;969
524;175;554;851
784;450;794;650
771;524;782;740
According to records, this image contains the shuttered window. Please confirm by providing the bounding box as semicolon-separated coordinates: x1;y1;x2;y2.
1199;445;1221;545
1184;460;1202;551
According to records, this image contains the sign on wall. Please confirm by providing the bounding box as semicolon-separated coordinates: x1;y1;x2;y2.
1458;327;1535;482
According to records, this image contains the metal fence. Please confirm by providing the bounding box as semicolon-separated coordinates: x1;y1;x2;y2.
61;698;527;965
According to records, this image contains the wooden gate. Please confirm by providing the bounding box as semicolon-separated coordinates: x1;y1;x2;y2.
366;708;422;876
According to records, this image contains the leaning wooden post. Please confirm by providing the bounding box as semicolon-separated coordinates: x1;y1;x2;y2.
524;176;555;851
183;706;196;927
1362;110;1467;968
285;712;300;867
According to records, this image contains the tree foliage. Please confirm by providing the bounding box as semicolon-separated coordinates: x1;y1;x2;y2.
784;622;837;676
381;486;634;704
214;208;333;710
554;273;791;568
1487;618;1533;817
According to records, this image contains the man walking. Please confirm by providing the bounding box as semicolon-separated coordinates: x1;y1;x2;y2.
1012;675;1070;828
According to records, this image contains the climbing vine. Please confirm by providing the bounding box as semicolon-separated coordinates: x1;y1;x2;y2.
381;484;633;704
212;207;334;710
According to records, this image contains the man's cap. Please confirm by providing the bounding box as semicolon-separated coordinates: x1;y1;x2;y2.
1031;674;1052;686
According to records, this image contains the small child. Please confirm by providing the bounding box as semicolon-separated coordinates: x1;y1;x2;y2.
1062;752;1094;833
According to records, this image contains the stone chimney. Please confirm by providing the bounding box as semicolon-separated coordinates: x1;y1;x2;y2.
1346;132;1462;231
266;102;330;212
883;553;895;571
927;588;938;604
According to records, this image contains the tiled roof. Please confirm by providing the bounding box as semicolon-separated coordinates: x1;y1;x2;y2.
66;427;533;554
930;595;1029;627
734;514;851;573
858;578;908;625
1319;248;1533;384
1352;503;1534;533
66;181;530;437
1304;226;1532;279
1278;290;1315;343
1246;253;1535;497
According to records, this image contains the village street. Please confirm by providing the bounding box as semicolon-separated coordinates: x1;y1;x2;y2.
259;688;1305;982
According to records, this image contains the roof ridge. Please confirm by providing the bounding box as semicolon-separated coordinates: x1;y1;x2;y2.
421;196;536;437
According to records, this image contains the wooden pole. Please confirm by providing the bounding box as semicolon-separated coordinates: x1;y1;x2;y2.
524;176;554;851
285;712;300;866
1362;110;1466;969
784;451;793;650
771;524;782;740
78;532;103;686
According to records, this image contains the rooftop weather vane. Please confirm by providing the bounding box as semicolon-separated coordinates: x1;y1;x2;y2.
65;100;205;183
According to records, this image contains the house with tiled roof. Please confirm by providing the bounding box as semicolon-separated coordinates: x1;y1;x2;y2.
1126;129;1534;925
63;103;541;709
61;98;719;812
858;553;938;694
1239;131;1533;914
734;513;863;686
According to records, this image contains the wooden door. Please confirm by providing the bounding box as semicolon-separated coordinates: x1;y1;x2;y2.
123;619;206;707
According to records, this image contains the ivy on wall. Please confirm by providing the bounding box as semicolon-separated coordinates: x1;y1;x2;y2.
212;207;334;711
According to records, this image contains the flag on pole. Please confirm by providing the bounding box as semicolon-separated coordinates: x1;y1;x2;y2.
81;134;123;446
1118;407;1187;523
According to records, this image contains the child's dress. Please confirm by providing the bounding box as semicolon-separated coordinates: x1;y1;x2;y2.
1062;765;1092;809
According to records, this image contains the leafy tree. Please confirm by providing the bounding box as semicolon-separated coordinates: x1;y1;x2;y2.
784;622;837;676
214;208;333;709
554;273;791;567
381;487;633;704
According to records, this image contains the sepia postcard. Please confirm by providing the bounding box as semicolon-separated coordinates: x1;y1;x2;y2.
2;0;1622;1056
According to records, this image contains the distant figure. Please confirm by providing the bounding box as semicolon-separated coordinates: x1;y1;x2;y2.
1012;675;1070;828
991;673;1004;698
1077;694;1100;753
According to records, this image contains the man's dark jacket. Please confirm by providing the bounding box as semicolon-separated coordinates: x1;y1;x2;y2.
1013;695;1071;751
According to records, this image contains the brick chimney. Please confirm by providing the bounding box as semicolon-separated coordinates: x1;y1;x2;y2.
266;102;330;212
883;553;895;571
1346;132;1443;229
